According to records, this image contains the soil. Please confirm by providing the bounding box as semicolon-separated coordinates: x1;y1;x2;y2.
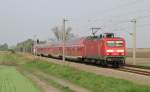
127;48;150;58
126;57;150;65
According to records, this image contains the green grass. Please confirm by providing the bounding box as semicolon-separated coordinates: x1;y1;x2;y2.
25;60;150;92
35;72;74;92
19;67;74;92
138;64;150;68
0;52;74;92
0;52;29;65
0;66;42;92
1;52;150;92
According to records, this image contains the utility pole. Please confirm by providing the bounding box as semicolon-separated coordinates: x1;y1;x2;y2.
62;18;68;62
131;19;137;65
33;35;37;56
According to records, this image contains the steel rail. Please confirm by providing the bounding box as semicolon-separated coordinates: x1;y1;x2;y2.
117;67;150;76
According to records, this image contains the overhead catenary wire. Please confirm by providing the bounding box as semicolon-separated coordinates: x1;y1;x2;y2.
104;8;150;21
95;0;143;16
91;8;150;27
72;0;150;39
87;0;150;25
90;12;150;33
90;0;148;21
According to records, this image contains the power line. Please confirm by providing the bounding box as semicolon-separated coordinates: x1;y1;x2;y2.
93;0;147;20
94;7;150;25
89;0;150;26
105;7;150;20
92;13;150;32
137;23;150;28
104;24;131;33
97;0;140;15
137;14;150;19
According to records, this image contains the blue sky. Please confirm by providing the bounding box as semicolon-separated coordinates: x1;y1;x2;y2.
0;0;150;47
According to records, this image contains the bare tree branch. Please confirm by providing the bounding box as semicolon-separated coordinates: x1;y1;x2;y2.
51;26;74;41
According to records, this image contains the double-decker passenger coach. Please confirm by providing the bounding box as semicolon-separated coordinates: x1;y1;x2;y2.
34;33;127;67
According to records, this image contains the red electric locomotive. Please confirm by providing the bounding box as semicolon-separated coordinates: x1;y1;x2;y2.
34;33;127;67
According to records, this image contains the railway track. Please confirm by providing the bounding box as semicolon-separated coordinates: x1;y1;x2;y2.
125;64;150;70
117;66;150;76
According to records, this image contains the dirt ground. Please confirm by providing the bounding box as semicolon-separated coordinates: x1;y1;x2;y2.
126;57;150;65
126;48;150;65
127;48;150;58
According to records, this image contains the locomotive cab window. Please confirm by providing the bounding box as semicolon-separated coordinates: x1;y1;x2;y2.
107;41;115;47
116;41;123;47
107;41;123;47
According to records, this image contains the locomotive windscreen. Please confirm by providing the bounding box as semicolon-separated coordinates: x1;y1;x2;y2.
107;41;123;47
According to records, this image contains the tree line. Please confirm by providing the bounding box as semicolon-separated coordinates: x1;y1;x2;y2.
0;43;8;51
14;26;75;53
15;39;33;53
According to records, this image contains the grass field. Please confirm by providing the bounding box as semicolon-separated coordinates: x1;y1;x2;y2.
0;66;42;92
25;59;150;92
1;52;150;92
138;64;150;68
0;53;75;92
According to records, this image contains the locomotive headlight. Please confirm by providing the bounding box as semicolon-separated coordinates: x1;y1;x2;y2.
106;50;114;52
117;50;124;52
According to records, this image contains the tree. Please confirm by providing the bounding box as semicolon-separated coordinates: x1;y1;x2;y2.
52;27;61;41
52;26;75;41
16;39;33;53
0;43;8;51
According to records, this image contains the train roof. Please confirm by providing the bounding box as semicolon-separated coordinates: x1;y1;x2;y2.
34;33;125;48
34;42;51;47
64;38;85;47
